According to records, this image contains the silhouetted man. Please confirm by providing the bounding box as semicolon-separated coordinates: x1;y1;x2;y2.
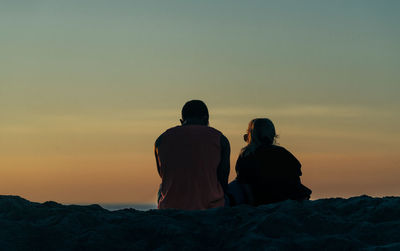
154;100;230;210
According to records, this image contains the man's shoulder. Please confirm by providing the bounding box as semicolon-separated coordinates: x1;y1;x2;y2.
206;127;230;149
157;125;227;141
206;126;223;135
171;125;223;135
155;126;180;145
163;125;181;134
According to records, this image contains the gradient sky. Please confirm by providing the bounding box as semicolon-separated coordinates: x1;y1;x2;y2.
1;0;399;204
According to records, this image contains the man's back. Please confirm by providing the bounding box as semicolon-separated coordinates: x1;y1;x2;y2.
156;125;226;210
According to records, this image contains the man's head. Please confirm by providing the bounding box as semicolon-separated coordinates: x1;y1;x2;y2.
180;100;209;126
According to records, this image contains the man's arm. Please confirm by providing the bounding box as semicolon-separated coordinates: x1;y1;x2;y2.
217;134;230;193
154;135;162;176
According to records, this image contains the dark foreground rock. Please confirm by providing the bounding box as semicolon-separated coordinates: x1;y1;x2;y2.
1;195;400;250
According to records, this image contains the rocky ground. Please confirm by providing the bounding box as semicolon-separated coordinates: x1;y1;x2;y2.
1;195;399;250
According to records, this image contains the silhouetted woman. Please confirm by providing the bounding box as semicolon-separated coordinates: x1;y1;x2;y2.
229;118;311;206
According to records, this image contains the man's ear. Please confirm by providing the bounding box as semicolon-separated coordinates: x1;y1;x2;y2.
180;119;184;125
243;134;248;142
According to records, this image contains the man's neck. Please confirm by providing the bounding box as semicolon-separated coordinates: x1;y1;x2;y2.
181;118;209;126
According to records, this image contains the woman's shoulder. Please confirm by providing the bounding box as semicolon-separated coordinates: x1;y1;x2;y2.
239;145;293;160
258;144;287;153
256;145;298;160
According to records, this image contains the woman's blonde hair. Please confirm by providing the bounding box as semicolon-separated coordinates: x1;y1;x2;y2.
240;118;277;157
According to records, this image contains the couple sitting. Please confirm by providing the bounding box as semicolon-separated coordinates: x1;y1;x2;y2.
155;100;311;210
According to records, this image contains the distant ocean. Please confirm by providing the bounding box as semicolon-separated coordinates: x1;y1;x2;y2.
98;203;157;211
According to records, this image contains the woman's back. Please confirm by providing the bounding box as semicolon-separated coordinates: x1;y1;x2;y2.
236;144;308;205
230;118;311;206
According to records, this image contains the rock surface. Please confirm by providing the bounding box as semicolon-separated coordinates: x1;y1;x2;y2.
1;195;400;250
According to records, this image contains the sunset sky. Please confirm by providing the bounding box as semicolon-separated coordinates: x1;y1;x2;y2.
1;0;399;204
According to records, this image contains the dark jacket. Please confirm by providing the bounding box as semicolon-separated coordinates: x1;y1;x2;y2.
235;144;311;206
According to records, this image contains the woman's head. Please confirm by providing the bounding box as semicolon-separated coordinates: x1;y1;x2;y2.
241;118;277;156
245;118;276;145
